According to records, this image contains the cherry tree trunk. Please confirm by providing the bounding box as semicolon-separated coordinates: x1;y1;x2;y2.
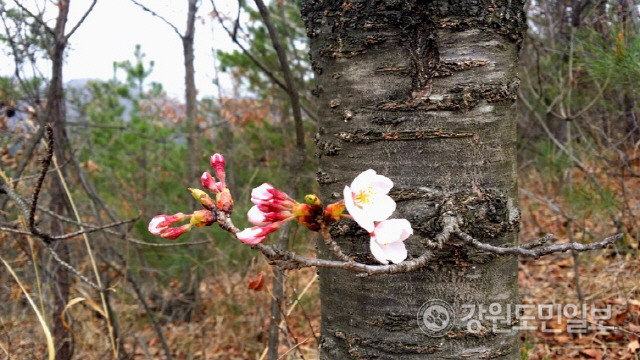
301;1;526;358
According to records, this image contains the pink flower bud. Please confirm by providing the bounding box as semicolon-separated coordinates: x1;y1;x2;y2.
251;183;275;201
201;172;219;193
236;221;284;244
148;213;187;235
210;153;225;169
248;205;292;226
324;201;346;223
236;227;267;244
210;153;226;188
160;224;192;240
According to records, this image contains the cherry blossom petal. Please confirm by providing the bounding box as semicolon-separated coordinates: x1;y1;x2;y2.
368;175;393;194
370;237;408;264
350;169;377;192
369;237;390;264
148;216;168;235
382;241;408;264
373;219;413;245
360;194;396;223
344;186;375;231
248;206;269;226
251;183;274;201
236;227;266;244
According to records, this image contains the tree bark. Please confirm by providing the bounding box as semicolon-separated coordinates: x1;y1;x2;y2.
184;0;199;181
45;1;73;359
301;1;526;358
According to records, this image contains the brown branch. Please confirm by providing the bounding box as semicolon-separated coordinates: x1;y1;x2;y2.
129;0;182;37
319;224;353;263
11;156;71;184
64;0;98;40
520;234;554;249
455;230;622;259
10;0;55;36
44;243;106;292
0;227;31;236
124;237;211;247
50;218;139;241
0;178;53;242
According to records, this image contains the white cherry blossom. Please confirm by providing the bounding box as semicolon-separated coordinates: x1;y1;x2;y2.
343;169;396;232
369;219;413;264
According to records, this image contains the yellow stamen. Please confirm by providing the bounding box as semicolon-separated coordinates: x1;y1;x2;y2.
354;186;377;206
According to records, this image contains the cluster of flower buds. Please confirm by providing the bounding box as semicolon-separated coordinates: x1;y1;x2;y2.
148;209;219;240
200;153;234;212
235;184;345;244
148;153;232;240
148;152;413;265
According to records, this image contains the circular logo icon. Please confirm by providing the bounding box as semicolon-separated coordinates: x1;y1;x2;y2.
417;299;455;337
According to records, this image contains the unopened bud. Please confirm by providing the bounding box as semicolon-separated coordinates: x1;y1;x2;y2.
188;188;215;210
324;201;346;223
210;153;226;188
160;224;192;240
190;209;217;227
304;194;323;215
216;188;234;213
149;213;188;235
201;172;220;193
292;203;320;232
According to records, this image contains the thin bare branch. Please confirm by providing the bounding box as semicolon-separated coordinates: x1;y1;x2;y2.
10;0;55;36
456;230;622;259
64;0;98;40
51;218;139;241
129;0;182;37
44;243;106;292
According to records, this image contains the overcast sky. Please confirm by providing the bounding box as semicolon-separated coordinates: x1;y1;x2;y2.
0;0;239;99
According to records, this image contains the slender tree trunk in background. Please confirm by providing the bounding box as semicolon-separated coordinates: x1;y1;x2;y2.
184;0;199;181
302;1;525;358
45;1;73;359
253;0;307;357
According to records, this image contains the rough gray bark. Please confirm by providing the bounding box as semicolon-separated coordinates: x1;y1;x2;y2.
301;1;526;358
